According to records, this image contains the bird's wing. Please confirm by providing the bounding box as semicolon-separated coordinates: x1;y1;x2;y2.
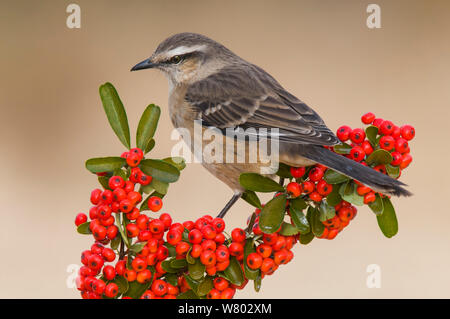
185;64;339;145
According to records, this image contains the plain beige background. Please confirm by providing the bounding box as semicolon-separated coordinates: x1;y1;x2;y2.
0;0;449;298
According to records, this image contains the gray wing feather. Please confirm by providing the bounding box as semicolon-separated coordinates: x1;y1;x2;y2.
185;63;339;145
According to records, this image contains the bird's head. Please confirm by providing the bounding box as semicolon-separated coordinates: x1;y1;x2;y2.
131;32;236;87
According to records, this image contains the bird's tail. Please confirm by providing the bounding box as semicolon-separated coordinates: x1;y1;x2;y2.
300;145;412;197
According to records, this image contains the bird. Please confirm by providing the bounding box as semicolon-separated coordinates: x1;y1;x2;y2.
131;32;411;217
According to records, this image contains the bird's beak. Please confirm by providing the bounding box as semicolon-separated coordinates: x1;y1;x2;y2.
130;58;157;71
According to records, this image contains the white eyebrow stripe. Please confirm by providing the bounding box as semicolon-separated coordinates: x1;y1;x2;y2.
165;45;207;58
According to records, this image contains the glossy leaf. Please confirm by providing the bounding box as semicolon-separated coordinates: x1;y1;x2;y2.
241;190;262;209
140;159;180;183
310;207;324;237
113;276;129;294
377;197;398;238
366;149;393;166
165;273;178;287
149;178;169;195
318;201;336;222
289;206;310;234
177;289;199;299
276;163;292;178
333;143;352;155
136;104;160;150
124;280;149;299
97;176;110;190
144;139;155;154
85;157;126;174
326;184;342;207
365;126;379;146
161;259;179;273
279;222;300;236
223;257;244;286
188;258;206;280
254;274;262;292
129;242;146;253
339;181;364;206
239;173;285;193
170;258;188;269
197;276;214;296
324;169;349;184
259;194;287;234
163;157;186;171
110;236;121;251
299;231;314;245
77;222;91;235
386;164;400;179
164;243;177;258
369;193;384;216
290;197;307;211
99;82;131;149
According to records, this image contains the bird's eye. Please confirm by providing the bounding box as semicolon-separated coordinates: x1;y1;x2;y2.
169;55;182;64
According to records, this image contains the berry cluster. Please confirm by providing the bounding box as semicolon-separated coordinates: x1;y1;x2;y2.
76;83;415;299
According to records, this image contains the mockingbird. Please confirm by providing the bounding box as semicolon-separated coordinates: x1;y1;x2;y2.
131;32;410;217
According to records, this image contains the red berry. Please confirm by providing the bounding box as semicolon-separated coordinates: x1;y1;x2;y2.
391;152;403;166
138;173;152;186
149;219;165;234
247;252;263;270
75;213;87;226
302;181;315;194
361;112;375;124
211;218;226;233
108;176;125;190
104;283;119;298
379;135;395;151
379;120;394;135
336;125;352;142
309;191;323;202
400;125;415;141
316;180;333;196
151;279;167;297
286;182;301;198
395;138;409;153
290;167;306;179
228;242;244;256
350;146;365;161
308;167;324;182
166;229;182;246
350;128;365;144
372;118;384;128
147;196;163;212
188;229;203;244
400;153;412;169
231;228;246;242
126;223;139;238
361;140;374;155
130;147;144;160
90;189;102;205
391;125;401;139
126;152;141;167
200;250;216;266
363;192;376;204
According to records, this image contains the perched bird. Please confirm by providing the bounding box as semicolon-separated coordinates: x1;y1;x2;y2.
131;32;410;217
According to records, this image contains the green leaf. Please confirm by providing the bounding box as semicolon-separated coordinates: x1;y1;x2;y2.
124;280;150;299
140;159;180;183
197;276;214;296
279;222;300;236
85;157;126;174
339;181;364;206
165;273;178;287
113;276;129;295
377;197;398;238
241;190;262;209
276;163;292;178
239;173;285;193
184;274;201;292
366;149;393;166
110;236;121;251
136;104;161;150
289;206;310;234
177;290;200;299
243;239;259;281
170;258;188;269
365;126;379;146
318;201;336;222
144;139;155;154
326;184;342;207
258;194;287;234
99;82;131;149
299;231;314;245
310;207;324;237
161;259;179;273
188;258;206;280
254;274;262;292
369;193;384;216
186;247;195;264
386;164;400;179
140;184;154;194
223;257;244;286
162;157;186;171
333;143;352;155
324;169;349;184
290;197;307;211
97;176;110;190
164;243;177;258
129;242;146;253
77;222;91;235
148;178;169;195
